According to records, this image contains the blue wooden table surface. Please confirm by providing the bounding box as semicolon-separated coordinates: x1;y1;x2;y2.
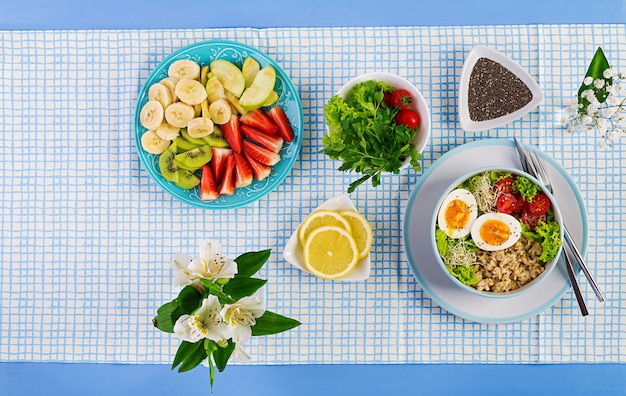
0;1;624;395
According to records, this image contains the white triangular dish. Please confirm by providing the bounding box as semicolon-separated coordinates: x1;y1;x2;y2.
458;46;544;132
282;194;371;281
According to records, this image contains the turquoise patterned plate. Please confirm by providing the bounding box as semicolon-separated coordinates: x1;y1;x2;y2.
133;40;302;210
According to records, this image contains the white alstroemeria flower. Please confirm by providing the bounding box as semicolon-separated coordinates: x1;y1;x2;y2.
173;295;232;343
188;240;238;281
171;253;197;287
231;343;251;364
173;314;197;343
189;295;232;342
220;293;265;345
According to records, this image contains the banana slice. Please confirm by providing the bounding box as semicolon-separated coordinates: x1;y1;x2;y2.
168;59;201;81
187;117;215;138
164;102;196;128
209;98;232;125
141;130;170;154
175;79;208;105
140;100;164;130
160;77;179;102
155;122;180;141
148;83;173;109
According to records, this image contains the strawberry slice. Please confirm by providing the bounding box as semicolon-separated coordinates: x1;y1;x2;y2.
200;165;219;201
242;140;281;166
233;152;253;188
241;124;284;153
267;106;294;142
221;115;243;153
211;147;233;186
244;152;272;181
219;154;236;196
240;109;278;135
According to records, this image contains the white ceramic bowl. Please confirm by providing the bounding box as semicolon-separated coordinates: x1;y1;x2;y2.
430;166;563;298
458;46;544;132
336;72;431;170
283;194;371;281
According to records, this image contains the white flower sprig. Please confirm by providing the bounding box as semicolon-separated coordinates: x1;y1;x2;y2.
153;241;300;388
561;47;626;149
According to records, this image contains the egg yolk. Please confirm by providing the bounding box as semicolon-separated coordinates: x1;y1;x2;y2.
479;219;510;246
444;199;470;231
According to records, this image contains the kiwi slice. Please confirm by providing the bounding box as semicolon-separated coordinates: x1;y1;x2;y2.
174;135;201;152
175;145;213;171
158;143;179;182
175;169;201;190
212;125;223;137
180;128;210;146
202;134;230;148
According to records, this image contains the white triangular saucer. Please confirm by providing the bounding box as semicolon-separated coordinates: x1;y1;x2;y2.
458;46;544;132
282;194;371;281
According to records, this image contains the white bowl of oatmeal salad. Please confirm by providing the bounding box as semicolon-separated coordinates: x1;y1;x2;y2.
431;166;564;298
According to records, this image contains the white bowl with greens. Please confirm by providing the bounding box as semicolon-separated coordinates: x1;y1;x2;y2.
322;72;430;192
431;166;563;298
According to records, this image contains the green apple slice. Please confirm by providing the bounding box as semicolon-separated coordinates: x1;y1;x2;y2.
242;57;261;88
262;90;279;107
238;65;276;111
205;75;226;103
224;90;248;115
210;60;246;98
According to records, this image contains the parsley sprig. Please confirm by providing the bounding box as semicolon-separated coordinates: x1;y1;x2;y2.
322;80;421;193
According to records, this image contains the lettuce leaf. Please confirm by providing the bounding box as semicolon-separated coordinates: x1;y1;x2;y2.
535;221;562;262
446;264;478;286
514;176;540;202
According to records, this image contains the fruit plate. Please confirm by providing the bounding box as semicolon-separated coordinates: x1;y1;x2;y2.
133;40;303;210
283;194;371;281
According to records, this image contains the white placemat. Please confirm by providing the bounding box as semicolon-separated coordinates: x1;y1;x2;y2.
0;25;624;364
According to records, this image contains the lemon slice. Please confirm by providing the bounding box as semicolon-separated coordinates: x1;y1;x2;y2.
298;210;352;247
303;226;359;279
339;210;373;259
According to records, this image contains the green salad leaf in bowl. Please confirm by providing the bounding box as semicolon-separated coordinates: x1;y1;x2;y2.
322;73;430;193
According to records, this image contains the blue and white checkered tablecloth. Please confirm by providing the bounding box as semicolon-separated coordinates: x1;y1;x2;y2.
0;25;624;364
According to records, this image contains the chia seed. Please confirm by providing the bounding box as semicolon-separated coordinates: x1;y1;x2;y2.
468;57;533;122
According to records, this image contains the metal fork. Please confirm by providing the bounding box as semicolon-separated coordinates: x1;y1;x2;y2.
526;149;604;302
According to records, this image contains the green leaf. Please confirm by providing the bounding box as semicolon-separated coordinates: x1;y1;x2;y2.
152;300;184;333
199;278;235;304
223;277;267;300
172;341;201;371
177;341;208;373
234;249;271;277
347;174;371;193
177;285;203;314
251;310;301;336
213;340;236;372
578;47;612;110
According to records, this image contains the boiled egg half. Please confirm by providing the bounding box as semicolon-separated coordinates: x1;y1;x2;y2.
437;188;478;239
470;212;522;251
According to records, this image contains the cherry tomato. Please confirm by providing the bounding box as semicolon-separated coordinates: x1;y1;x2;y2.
528;193;551;216
395;109;420;130
494;177;515;195
390;89;413;110
496;192;521;214
521;209;547;231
